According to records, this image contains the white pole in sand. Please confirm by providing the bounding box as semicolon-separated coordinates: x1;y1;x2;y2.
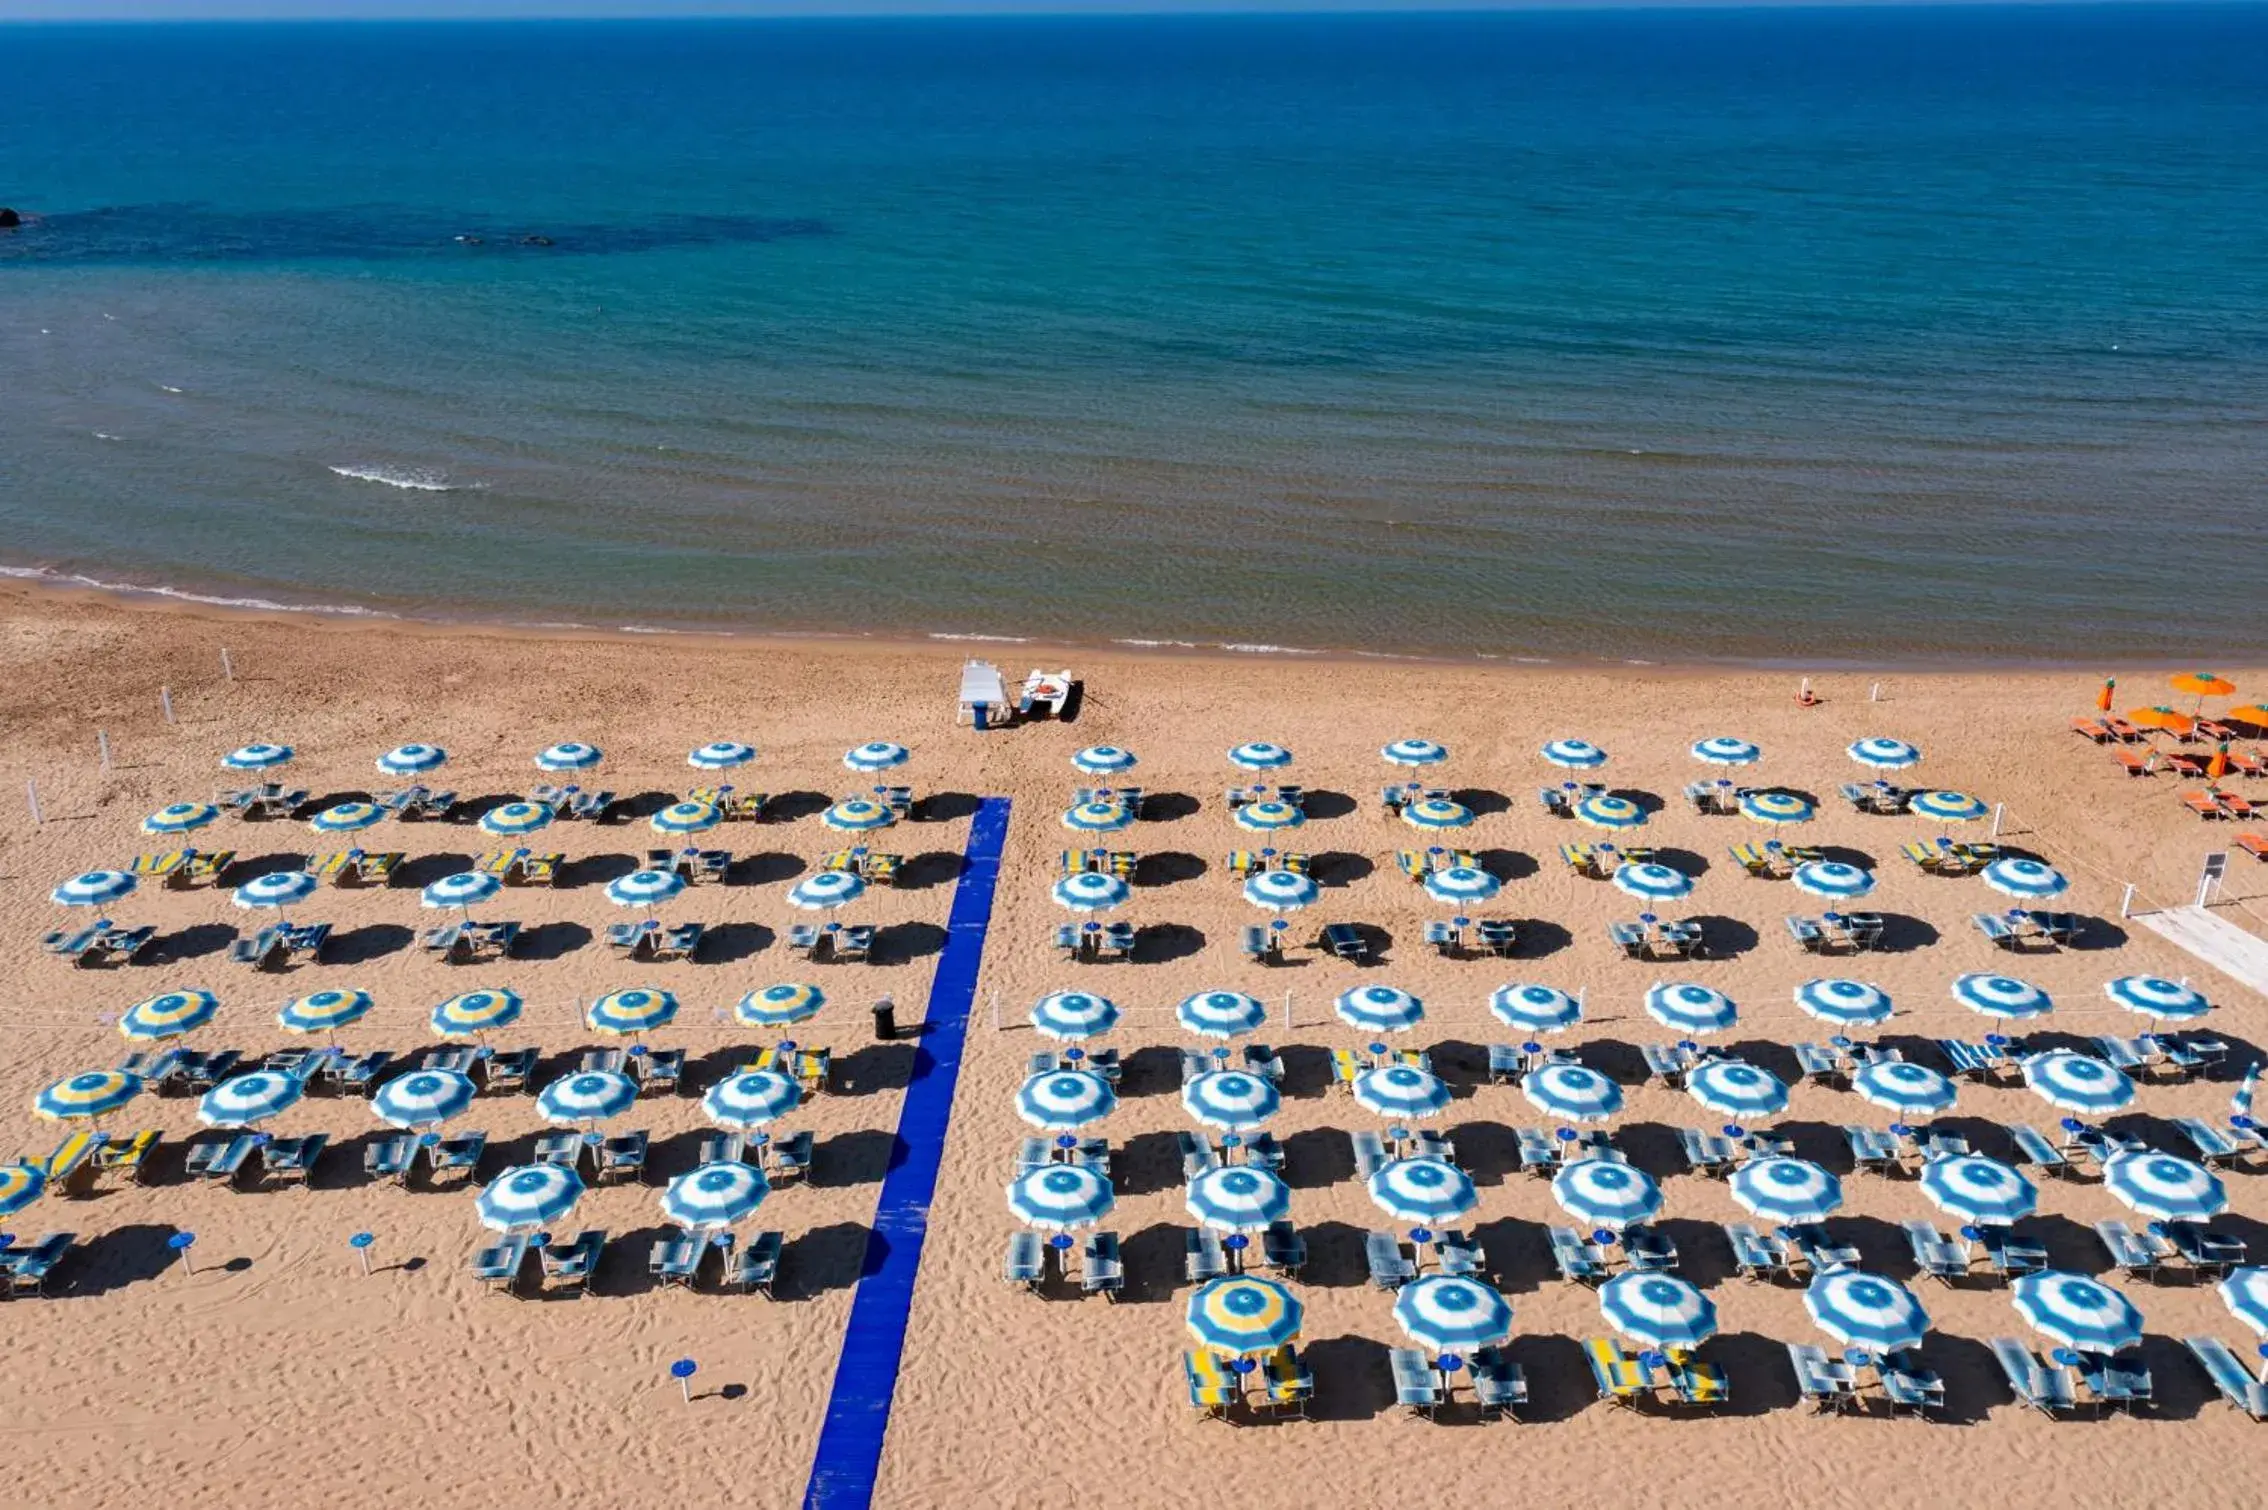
25;780;42;825
1990;803;2005;839
159;685;175;724
220;648;235;681
1283;992;1293;1031
98;730;111;773
1869;681;1882;702
2119;883;2136;919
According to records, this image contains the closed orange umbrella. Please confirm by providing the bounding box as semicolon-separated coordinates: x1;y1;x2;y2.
2209;744;2231;782
2094;678;2115;713
2126;706;2196;736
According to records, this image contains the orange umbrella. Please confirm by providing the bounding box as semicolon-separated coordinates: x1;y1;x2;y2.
2228;704;2268;728
2209;744;2231;782
2094;678;2115;713
2126;706;2196;736
2171;672;2236;708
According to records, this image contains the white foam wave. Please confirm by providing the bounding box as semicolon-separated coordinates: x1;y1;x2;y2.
928;632;1032;643
0;563;397;620
1113;638;1200;649
92;431;120;441
158;384;184;394
328;463;478;493
1218;643;1321;656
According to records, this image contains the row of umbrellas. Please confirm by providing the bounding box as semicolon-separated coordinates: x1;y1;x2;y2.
219;739;909;776
134;788;897;846
1199;736;1928;773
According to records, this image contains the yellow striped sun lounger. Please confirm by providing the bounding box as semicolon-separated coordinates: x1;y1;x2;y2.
130;850;190;880
1587;1337;1652;1405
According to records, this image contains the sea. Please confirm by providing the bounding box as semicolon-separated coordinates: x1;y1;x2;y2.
3;6;2265;664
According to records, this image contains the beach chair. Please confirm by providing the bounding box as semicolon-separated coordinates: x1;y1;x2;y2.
2;1232;76;1297
595;1130;649;1185
1992;1337;2078;1416
1786;1343;1858;1413
1783;915;1826;953
1238;1042;1283;1083
1364;1230;1415;1290
89;1129;159;1187
1318;923;1368;962
537;1229;605;1297
38;1130;109;1196
2218;791;2259;820
729;1230;784;1297
1725;1223;1789;1283
1081;1230;1124;1301
1975;1226;2049;1280
1537;787;1571;818
427;1131;486;1184
2185;1337;2268;1420
1678;1127;1736;1176
2108;746;2157;777
1585;1338;1653;1407
472;1234;532;1294
2069;716;2114;742
1470;1346;1527;1421
1186;1228;1228;1286
648;1233;703;1288
1504;1127;1552;1174
1603;920;1645;958
1881;1351;1946;1417
364;1132;416;1183
1183;1351;1237;1420
1664;1348;1728;1408
768;1130;817;1184
2007;1124;2072;1178
1841;1125;1897;1176
1002;1230;1044;1292
1390;1348;1442;1418
257;1132;327;1185
2183;789;2227;819
1350;1130;1389;1179
1546;1226;1606;1285
1329;1048;1365;1094
1240;925;1281;964
2096;1220;2163;1281
1256;1219;1307;1278
2173;1117;2244;1167
2165;1220;2246;1274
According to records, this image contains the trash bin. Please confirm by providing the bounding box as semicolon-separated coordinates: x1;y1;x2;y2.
871;996;896;1041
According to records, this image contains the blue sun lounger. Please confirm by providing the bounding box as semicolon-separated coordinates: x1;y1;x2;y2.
2185;1336;2268;1419
1991;1337;2078;1415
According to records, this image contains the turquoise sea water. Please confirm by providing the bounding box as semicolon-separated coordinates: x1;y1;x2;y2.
3;7;2265;662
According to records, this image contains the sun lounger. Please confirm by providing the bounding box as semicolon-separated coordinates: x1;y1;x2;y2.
1584;1338;1653;1407
1787;1343;1856;1412
185;1134;256;1185
257;1132;327;1184
427;1131;486;1183
1365;1230;1416;1290
1350;1129;1389;1179
2096;1220;2163;1281
1547;1226;1607;1285
1841;1125;1898;1176
1318;923;1369;962
88;1129;158;1187
732;1230;784;1296
2184;789;2228;819
1252;1219;1307;1278
1663;1348;1728;1408
1726;1223;1790;1282
39;1130;109;1195
2070;716;2115;743
1390;1347;1442;1417
2;1232;76;1297
1244;1130;1284;1173
537;1229;604;1296
595;1130;649;1185
1784;914;1826;952
1992;1337;2079;1416
2173;1117;2243;1166
1329;1048;1365;1094
1239;924;1281;963
477;1047;537;1095
1678;1127;1737;1176
1081;1230;1123;1301
1186;1228;1228;1285
2185;1336;2268;1420
1003;1230;1044;1291
364;1132;415;1183
2165;1220;2246;1274
2006;1124;2071;1177
1241;1043;1283;1082
1880;1351;1946;1417
648;1233;703;1288
1184;1351;1237;1419
1975;1226;2050;1279
1468;1345;1527;1420
1641;1042;1693;1084
631;1047;685;1094
771;1129;817;1183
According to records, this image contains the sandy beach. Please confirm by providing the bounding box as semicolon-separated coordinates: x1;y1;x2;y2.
3;584;2266;1509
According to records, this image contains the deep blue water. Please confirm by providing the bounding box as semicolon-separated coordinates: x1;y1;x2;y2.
3;8;2265;662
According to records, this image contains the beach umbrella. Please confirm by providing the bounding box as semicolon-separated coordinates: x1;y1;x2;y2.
119;988;219;1041
1600;1273;1717;1350
34;1069;143;1122
1061;800;1135;834
688;741;756;770
537;1070;639;1126
430;987;523;1037
2103;976;2209;1022
420;871;501;912
2012;1271;2143;1355
234;870;319;910
1491;983;1581;1033
1182;1071;1281;1131
1402;798;1475;831
1981;858;2069;900
278;987;373;1035
1542;739;1607;770
606;869;687;910
1690;737;1761;766
1730;1157;1842;1224
1186;1166;1292;1233
1909;790;1989;823
1806;1271;1929;1353
1953;973;2052;1021
660;1161;769;1231
1016;1070;1116;1130
1794;978;1893;1028
1335;984;1425;1034
534;741;602;772
199;1070;304;1128
2170;671;2237;705
2096;679;2117;714
1686;1060;1789;1119
2022;1051;2134;1114
2217;1269;2268;1335
820;798;892;833
1007;1164;1115;1230
1792;861;1875;900
789;869;867;910
478;801;555;837
1852;1060;1958;1116
308;801;384;835
1918;1154;2036;1227
1187;1276;1302;1356
1522;1063;1623;1122
375;742;447;775
477;1164;583;1234
844;741;910;773
737;983;823;1027
2103;1151;2226;1223
2237;1063;2261;1122
1052;871;1129;912
52;869;136;907
1738;790;1814;825
143;801;220;835
1177;990;1268;1039
1381;739;1447;767
1644;982;1738;1035
1029;990;1120;1040
1552;1159;1661;1229
703;1070;800;1129
1611;862;1692;902
1395;1276;1514;1352
1422;865;1499;904
587;987;679;1037
1372;1157;1481;1224
1352;1064;1453;1121
1574;794;1646;831
653;800;724;835
1227;742;1292;771
1233;799;1305;833
1848;737;1920;770
0;1163;47;1219
372;1069;477;1129
221;742;293;771
1071;745;1137;775
2127;705;2196;737
2231;704;2268;729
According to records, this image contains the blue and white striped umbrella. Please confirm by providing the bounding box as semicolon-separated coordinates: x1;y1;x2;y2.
1552;1159;1661;1229
1395;1276;1515;1352
2103;1152;2226;1222
1574;794;1647;831
660;1161;769;1231
1186;1165;1293;1233
1601;1273;1717;1349
537;1070;639;1125
844;741;910;773
1919;1154;2036;1226
1611;862;1692;902
1848;737;1921;770
2012;1271;2143;1354
2022;1051;2134;1114
1687;1060;1789;1118
0;1163;48;1217
606;869;687;909
35;1069;144;1121
1793;861;1876;900
1542;739;1607;770
1691;736;1761;767
376;742;447;775
119;988;219;1041
52;869;136;907
1053;871;1130;912
534;741;603;772
1492;983;1582;1034
790;869;868;910
1234;799;1306;833
1071;745;1138;775
430;988;523;1036
1008;1164;1115;1230
688;741;757;770
1227;741;1293;771
1981;858;2069;900
820;798;892;833
199;1070;304;1127
143;802;220;835
1739;789;1814;825
2217;1269;2268;1336
234;870;319;909
1402;798;1475;831
1853;1060;1958;1115
1187;1276;1301;1355
222;742;294;771
1353;1065;1453;1121
1382;739;1448;767
1183;1070;1282;1130
1795;978;1893;1028
1372;1157;1481;1224
477;1164;584;1234
588;987;679;1037
1644;982;1738;1035
1030;990;1121;1040
1953;973;2052;1021
1423;865;1500;904
1806;1271;1929;1352
653;800;724;835
703;1070;801;1129
1017;1070;1116;1130
479;801;555;837
737;983;824;1027
1335;985;1425;1034
1522;1063;1624;1122
1177;990;1268;1039
1909;790;1989;823
2104;976;2210;1022
1062;800;1135;834
421;871;502;911
1730;1157;1843;1224
372;1069;477;1129
278;987;373;1034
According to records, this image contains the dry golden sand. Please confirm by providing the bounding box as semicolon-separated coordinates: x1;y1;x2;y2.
1;587;2266;1510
